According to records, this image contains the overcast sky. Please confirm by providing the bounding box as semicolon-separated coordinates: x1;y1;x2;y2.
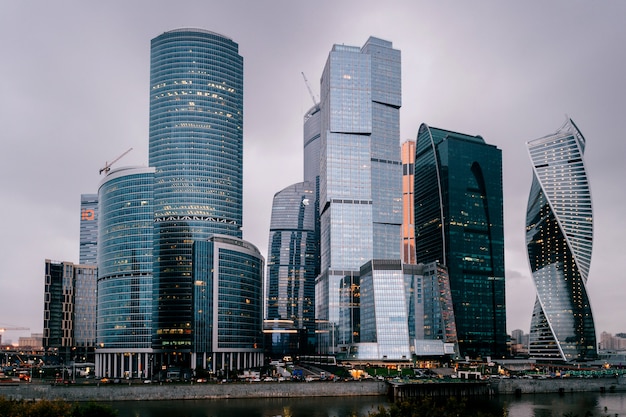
1;1;624;344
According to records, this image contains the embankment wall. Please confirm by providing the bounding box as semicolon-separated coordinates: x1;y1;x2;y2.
0;381;387;402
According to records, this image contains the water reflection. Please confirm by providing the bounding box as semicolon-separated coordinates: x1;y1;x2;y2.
109;392;626;417
109;396;389;417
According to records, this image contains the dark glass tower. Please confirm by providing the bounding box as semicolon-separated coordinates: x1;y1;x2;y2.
414;124;506;359
149;29;244;359
265;181;317;355
526;117;596;362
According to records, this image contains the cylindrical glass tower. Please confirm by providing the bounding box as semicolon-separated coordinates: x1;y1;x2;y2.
96;166;155;378
149;29;244;358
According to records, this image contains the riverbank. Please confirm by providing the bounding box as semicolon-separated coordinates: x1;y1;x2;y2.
2;376;626;402
0;380;387;402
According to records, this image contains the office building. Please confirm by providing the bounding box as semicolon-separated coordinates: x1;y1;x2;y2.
73;264;97;360
265;182;317;356
43;260;75;360
43;260;97;363
79;194;98;264
316;37;402;353
526;117;597;362
401;140;416;264
192;235;264;374
149;29;244;365
95;167;155;378
341;261;457;362
414;124;506;359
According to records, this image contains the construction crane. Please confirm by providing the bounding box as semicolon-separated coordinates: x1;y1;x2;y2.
99;147;133;175
0;327;30;333
301;72;318;106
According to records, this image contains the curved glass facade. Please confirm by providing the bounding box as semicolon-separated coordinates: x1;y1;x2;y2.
96;167;155;378
266;182;317;354
149;29;244;353
526;117;596;362
414;124;506;359
192;235;264;372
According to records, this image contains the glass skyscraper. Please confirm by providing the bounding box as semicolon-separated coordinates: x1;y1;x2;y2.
401;140;416;265
79;194;98;265
414;124;506;359
96;167;155;379
148;29;244;360
316;37;402;353
192;235;264;374
265;181;317;355
526;117;597;362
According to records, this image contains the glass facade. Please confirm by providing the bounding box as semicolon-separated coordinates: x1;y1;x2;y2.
96;167;155;378
414;124;506;359
149;29;244;355
265;182;317;355
74;265;97;351
526;117;596;362
192;235;264;372
401;140;416;264
316;37;401;353
359;260;411;360
79;194;98;265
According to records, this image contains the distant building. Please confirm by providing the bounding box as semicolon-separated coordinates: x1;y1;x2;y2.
526;117;597;362
414;124;506;359
192;235;264;374
510;329;530;357
316;36;402;354
599;332;626;351
401;140;417;265
79;194;98;264
19;333;43;350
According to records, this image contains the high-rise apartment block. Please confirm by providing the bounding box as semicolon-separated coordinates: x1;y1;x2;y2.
526;117;596;362
414;124;506;359
315;37;402;353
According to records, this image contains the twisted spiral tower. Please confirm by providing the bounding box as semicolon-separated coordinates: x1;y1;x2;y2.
526;117;597;362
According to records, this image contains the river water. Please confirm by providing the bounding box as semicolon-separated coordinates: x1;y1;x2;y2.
107;391;626;417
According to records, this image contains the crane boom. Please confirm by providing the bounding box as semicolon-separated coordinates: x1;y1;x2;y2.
301;72;318;106
0;327;30;332
99;147;133;175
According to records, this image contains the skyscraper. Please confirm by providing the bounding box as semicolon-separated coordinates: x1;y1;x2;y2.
95;167;155;379
79;194;98;265
265;181;317;355
192;235;264;373
414;124;506;359
148;29;244;363
526;117;597;362
401;140;416;264
316;37;402;353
